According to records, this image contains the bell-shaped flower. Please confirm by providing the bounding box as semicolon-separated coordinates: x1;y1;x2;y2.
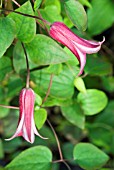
6;88;45;143
49;22;105;75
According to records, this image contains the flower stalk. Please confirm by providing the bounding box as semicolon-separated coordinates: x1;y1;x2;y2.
21;43;30;89
0;8;51;25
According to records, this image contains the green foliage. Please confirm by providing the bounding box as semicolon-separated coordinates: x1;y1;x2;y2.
74;77;86;93
95;101;114;128
73;143;109;170
78;0;92;8
64;0;87;31
77;89;108;115
0;17;15;58
31;65;78;99
0;0;113;169
87;123;114;154
34;0;42;11
34;108;47;130
25;34;70;66
0;57;12;81
6;146;52;170
87;0;114;35
39;5;62;23
61;100;85;129
84;55;113;76
8;1;36;43
0;104;9;118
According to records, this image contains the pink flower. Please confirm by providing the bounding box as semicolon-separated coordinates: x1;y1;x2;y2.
49;22;105;75
6;88;45;143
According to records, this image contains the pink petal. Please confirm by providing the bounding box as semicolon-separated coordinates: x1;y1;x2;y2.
32;117;48;140
6;88;46;144
23;89;35;142
72;37;105;54
49;22;105;75
75;49;86;76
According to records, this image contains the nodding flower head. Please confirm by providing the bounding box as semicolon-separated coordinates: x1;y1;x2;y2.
6;88;46;144
49;21;105;75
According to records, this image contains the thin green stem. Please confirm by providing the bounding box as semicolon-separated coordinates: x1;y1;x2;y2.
37;10;49;34
63;161;71;170
41;74;54;106
0;8;51;25
21;43;30;89
0;104;19;109
47;119;71;170
47;119;63;160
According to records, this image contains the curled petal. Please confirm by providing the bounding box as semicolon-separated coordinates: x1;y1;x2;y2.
49;22;105;75
6;88;47;144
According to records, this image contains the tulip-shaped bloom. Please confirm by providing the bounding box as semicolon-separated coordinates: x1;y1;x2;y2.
6;88;45;143
49;22;105;75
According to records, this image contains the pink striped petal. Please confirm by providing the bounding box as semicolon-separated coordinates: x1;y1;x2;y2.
6;88;46;144
49;22;105;75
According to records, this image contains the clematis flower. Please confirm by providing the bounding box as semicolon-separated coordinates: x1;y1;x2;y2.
6;88;45;144
49;22;105;75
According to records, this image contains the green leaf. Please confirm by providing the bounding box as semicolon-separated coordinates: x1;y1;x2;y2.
87;0;114;35
6;146;52;170
3;138;22;153
32;65;77;99
8;1;36;43
74;77;86;93
63;17;74;28
61;100;85;129
64;47;79;65
13;41;37;73
34;0;42;10
63;143;75;164
0;57;12;81
84;56;112;76
39;5;62;23
0;89;9;118
7;76;23;98
73;143;109;170
34;108;47;130
77;89;108;115
102;76;114;92
0;17;15;58
78;0;92;8
87;123;114;154
95;101;114;128
0;105;9;118
44;0;61;13
35;93;42;106
42;97;72;107
25;34;70;66
47;64;62;75
64;0;87;31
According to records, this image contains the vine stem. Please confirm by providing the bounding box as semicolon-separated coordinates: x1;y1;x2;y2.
41;74;54;106
47;119;71;170
47;119;63;160
21;43;30;89
37;10;49;34
0;104;19;109
12;0;20;7
0;8;51;26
